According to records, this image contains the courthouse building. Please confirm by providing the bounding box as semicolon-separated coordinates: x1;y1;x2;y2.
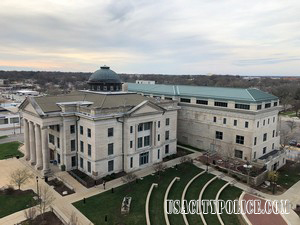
19;66;179;177
128;83;286;171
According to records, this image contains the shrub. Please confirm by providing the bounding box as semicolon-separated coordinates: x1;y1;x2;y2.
110;173;116;179
215;166;220;170
4;185;15;195
60;165;66;171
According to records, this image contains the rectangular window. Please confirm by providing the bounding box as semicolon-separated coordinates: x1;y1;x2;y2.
57;125;60;132
165;131;169;140
71;156;76;167
55;153;60;164
236;135;244;145
108;128;114;137
234;120;237;126
130;141;133;148
144;122;151;130
158;149;160;159
223;118;226;124
80;157;83;168
273;117;275;123
144;135;150;146
107;160;114;172
49;134;55;145
71;140;76;151
263;133;267;142
57;137;60;148
274;102;278;107
87;161;91;173
215;131;223;140
196;99;208;105
257;121;259;128
254;137;257;146
253;152;256;159
268;118;270;124
235;104;250;110
130;157;133;168
263;120;265;126
88;144;92;156
0;118;8;124
245;121;249;128
273;130;275;138
70;125;75;134
80;126;83;135
87;128;91;138
138;124;143;132
272;143;274;149
158;134;160;141
130;126;133;133
234;150;243;159
10;117;20;123
165;97;172;100
263;147;267;154
257;105;262;110
213;117;217;122
165;144;169;154
180;98;191;103
214;101;228;107
139;152;149;166
265;103;271;108
80;141;84;152
138;137;143;148
158;121;160;128
108;143;114;155
166;118;170;126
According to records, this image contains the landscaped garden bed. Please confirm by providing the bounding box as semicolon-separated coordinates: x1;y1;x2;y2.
47;178;75;196
0;141;23;160
163;147;193;162
69;169;126;188
0;188;36;218
20;211;63;225
177;142;205;152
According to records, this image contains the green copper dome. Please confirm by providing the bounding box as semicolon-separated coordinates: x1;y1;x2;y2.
88;66;121;84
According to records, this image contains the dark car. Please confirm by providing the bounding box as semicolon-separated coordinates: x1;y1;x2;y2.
289;140;297;146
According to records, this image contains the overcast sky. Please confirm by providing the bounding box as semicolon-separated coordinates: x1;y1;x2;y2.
1;0;300;76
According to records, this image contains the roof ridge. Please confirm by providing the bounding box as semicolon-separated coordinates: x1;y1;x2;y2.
245;89;256;101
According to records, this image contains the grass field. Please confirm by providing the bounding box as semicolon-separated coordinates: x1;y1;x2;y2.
0;135;8;139
73;162;243;225
277;160;300;189
0;141;23;160
0;190;35;218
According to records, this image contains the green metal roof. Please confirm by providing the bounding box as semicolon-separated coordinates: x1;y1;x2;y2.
127;83;278;103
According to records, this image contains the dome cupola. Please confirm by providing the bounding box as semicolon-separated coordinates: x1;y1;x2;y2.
88;66;122;92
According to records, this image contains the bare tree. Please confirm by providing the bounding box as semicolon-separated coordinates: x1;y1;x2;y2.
10;168;33;190
68;212;79;225
286;119;297;132
121;173;137;192
24;206;37;224
37;185;55;220
153;162;167;179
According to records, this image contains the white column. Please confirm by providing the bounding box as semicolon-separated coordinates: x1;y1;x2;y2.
24;119;30;160
35;124;43;170
42;126;51;175
59;124;65;167
29;121;36;165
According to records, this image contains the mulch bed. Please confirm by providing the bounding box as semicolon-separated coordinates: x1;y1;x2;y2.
20;211;63;225
0;188;35;196
47;178;75;196
163;147;192;162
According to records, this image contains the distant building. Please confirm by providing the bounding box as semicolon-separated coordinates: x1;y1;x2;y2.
0;79;9;86
19;66;178;177
128;83;286;171
16;90;39;96
136;80;155;85
0;107;21;131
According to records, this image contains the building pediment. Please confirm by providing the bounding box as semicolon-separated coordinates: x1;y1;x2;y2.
19;98;45;116
128;100;165;116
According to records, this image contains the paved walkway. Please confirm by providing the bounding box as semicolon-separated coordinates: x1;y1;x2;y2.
0;133;24;144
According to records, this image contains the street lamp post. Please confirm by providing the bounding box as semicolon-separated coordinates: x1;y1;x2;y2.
243;161;252;185
36;176;39;200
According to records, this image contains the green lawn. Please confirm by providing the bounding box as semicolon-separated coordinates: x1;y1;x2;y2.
219;186;243;225
0;142;23;160
280;111;297;117
0;135;8;139
0;190;35;218
202;179;227;225
185;173;215;225
277;161;300;189
167;166;203;225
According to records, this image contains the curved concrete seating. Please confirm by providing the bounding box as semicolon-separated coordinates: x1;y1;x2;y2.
215;182;230;225
181;171;206;225
164;177;180;225
145;183;158;225
198;176;217;225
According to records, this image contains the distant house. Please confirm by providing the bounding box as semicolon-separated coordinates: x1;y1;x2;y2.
136;80;155;85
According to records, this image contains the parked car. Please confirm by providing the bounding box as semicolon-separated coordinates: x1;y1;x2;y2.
289;140;297;146
297;143;300;148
